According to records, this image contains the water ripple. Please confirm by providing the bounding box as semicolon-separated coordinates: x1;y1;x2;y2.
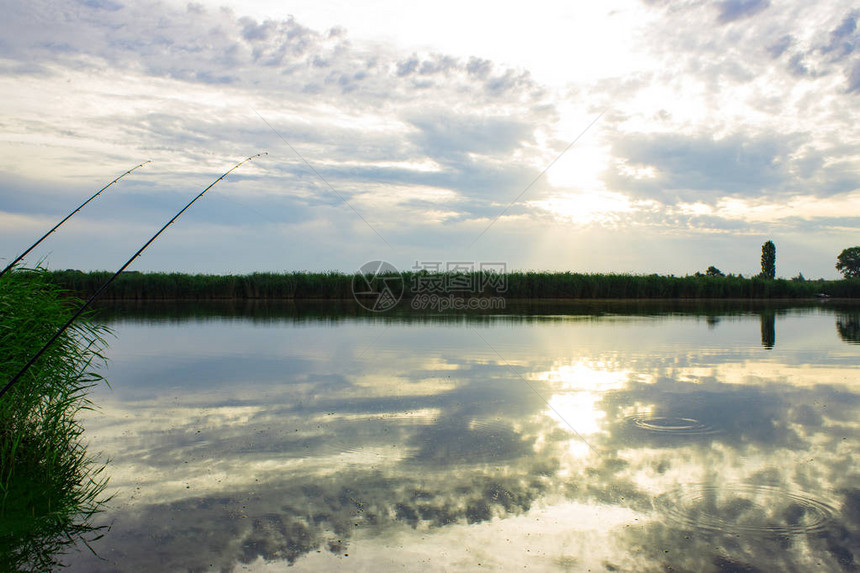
656;483;838;536
627;415;719;436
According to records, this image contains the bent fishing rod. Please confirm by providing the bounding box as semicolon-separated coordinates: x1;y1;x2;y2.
0;152;267;401
0;160;152;279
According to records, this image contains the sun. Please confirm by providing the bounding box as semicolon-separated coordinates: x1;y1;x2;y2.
529;191;633;225
525;111;638;225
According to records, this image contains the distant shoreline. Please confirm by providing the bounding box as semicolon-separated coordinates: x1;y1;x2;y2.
39;269;860;301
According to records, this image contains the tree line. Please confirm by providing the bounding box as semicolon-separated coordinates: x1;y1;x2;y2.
40;269;860;301
703;241;860;282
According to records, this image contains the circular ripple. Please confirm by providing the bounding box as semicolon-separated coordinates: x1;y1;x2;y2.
656;483;838;536
467;417;510;433
627;415;719;435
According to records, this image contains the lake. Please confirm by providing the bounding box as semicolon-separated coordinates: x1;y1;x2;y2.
62;301;860;572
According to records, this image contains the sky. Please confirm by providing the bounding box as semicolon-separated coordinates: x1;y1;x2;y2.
1;0;859;277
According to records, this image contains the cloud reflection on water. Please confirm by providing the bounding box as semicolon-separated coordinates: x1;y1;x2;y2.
65;303;860;572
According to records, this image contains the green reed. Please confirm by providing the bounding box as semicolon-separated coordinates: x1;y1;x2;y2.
44;269;859;301
0;269;110;571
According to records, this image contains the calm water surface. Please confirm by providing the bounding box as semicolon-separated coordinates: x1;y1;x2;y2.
63;302;860;572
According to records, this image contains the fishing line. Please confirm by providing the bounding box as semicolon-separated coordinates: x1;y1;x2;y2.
470;327;601;457
0;161;152;279
468;110;606;248
253;109;392;248
0;153;267;401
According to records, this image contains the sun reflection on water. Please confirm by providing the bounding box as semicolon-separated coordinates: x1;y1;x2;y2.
534;362;631;438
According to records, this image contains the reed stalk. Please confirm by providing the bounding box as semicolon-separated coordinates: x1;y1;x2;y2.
0;269;110;571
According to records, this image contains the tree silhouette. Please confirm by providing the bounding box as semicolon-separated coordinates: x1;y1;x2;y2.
760;241;776;280
760;310;775;349
836;312;860;344
835;247;860;279
836;313;860;344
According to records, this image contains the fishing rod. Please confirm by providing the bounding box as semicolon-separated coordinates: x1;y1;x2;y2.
0;160;152;279
0;152;267;401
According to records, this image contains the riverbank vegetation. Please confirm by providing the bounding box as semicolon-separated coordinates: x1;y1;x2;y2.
0;269;110;571
42;269;860;301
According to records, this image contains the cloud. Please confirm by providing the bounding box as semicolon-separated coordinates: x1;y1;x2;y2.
717;0;771;24
637;2;860;97
849;59;860;93
406;112;534;158
767;35;793;59
605;131;803;204
79;0;123;10
822;10;859;60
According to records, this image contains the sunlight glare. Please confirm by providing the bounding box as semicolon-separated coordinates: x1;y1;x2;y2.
530;190;633;225
535;362;630;439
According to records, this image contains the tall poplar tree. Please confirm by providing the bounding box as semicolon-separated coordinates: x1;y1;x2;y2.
761;241;776;280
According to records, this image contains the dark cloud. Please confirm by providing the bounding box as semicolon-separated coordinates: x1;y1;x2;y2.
485;68;537;96
406;113;534;158
395;55;419;76
605;132;801;204
396;54;477;78
716;0;771;24
418;55;458;75
787;52;812;76
717;0;770;24
466;56;492;78
637;2;860;100
79;0;123;11
822;11;859;59
849;59;860;93
764;9;860;88
767;35;793;59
